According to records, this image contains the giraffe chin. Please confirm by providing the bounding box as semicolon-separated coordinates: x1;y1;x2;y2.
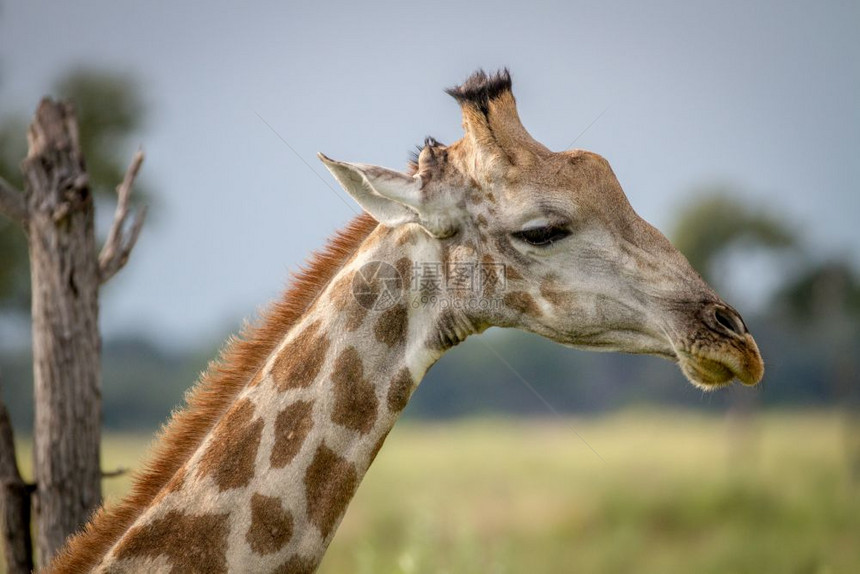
676;341;764;391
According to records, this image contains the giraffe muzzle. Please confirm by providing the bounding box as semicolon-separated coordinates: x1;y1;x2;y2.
674;302;764;390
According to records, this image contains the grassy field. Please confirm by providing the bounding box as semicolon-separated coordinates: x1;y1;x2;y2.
10;410;860;573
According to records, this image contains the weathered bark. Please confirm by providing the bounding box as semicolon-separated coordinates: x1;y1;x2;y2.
0;97;145;567
0;376;34;574
22;99;104;567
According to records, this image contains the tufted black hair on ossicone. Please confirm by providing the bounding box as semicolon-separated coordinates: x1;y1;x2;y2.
445;69;513;114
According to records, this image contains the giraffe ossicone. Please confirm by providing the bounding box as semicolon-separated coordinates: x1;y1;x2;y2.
47;69;763;574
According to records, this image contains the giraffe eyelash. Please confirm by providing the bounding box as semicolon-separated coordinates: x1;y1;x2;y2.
512;226;572;247
407;136;443;174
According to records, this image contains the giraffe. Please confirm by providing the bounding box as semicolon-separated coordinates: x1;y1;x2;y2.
46;69;763;573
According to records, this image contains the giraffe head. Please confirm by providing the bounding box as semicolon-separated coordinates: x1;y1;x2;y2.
320;69;763;390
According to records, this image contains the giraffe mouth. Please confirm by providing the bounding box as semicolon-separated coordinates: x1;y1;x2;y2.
673;335;764;391
655;301;764;391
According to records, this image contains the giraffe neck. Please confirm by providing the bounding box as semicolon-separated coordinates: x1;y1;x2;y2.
97;225;478;573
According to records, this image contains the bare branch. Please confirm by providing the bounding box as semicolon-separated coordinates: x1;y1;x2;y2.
101;467;128;479
98;150;147;284
0;176;27;226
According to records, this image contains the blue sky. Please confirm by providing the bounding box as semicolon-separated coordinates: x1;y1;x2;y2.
2;0;857;348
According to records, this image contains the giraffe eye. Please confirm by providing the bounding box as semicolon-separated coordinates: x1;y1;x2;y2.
512;226;572;247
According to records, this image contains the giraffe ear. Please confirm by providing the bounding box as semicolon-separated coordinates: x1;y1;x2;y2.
318;153;455;238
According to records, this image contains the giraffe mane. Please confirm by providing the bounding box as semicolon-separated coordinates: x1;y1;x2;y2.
47;213;378;574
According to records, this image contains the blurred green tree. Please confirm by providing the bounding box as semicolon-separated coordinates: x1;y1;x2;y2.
0;69;145;312
671;187;796;287
773;261;860;321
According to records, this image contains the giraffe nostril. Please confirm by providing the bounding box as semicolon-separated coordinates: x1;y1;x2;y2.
712;305;747;336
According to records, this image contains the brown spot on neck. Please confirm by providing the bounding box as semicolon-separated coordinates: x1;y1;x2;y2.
152;464;187;506
270;400;315;469
395;257;413;285
246;493;294;555
165;466;186;492
248;369;265;387
113;510;229;573
330;347;379;434
503;291;542;317
374;303;408;348
387;368;414;413
505;265;524;281
345;305;369;332
304;445;358;539
395;229;417;246
331;272;368;332
540;275;573;308
197;399;263;491
271;320;330;391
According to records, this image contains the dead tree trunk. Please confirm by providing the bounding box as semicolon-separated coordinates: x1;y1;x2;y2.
0;98;145;568
0;375;33;574
25;99;105;567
